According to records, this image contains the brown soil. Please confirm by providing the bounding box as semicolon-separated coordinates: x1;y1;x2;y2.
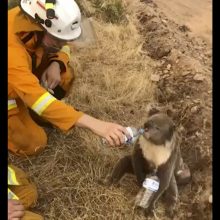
154;0;212;46
9;0;212;219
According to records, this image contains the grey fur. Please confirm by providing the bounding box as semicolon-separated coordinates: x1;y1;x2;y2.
101;113;185;218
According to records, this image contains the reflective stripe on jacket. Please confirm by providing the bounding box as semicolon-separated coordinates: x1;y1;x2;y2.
8;166;19;200
8;188;19;200
8;99;17;111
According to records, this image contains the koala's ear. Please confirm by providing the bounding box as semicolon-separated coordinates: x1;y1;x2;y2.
148;108;160;117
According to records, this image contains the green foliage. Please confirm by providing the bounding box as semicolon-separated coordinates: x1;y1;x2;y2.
92;0;125;24
8;0;20;10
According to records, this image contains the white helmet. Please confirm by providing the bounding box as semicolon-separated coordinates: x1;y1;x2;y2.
20;0;81;41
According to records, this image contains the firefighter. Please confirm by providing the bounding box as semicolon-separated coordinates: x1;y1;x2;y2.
8;165;43;220
8;0;130;156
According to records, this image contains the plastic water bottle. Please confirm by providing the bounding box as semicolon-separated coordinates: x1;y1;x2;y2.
135;175;160;209
102;127;144;145
124;127;145;144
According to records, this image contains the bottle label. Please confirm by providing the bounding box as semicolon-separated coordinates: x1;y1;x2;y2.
142;178;160;192
126;127;134;138
124;127;134;143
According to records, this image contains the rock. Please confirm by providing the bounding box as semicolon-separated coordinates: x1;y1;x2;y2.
146;22;158;31
150;74;160;82
193;99;201;104
195;131;202;137
163;69;169;74
161;19;167;24
182;71;190;76
179;25;191;32
193;74;205;81
187;212;192;217
179;125;185;132
155;46;171;59
191;135;196;140
191;106;199;113
162;74;170;79
167;64;171;70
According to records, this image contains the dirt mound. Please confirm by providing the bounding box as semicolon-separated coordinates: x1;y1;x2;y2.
9;0;212;219
138;1;212;219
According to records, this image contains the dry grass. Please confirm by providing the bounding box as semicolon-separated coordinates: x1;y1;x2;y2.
9;0;212;219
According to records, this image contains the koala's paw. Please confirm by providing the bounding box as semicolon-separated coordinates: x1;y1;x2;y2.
166;202;177;218
166;208;175;218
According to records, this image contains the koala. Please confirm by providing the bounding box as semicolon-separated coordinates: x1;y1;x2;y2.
101;111;191;217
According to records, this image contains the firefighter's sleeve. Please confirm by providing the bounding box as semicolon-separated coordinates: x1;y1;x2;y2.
48;45;71;74
10;64;84;131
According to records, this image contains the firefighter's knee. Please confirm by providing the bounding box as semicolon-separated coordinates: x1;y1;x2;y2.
15;183;38;209
22;211;44;220
9;129;47;156
20;131;47;156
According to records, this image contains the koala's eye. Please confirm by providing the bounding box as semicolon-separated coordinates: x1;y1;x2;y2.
154;126;160;131
144;122;151;129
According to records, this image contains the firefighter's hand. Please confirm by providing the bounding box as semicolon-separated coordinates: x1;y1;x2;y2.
41;61;61;90
97;121;129;146
8;199;25;220
75;114;130;146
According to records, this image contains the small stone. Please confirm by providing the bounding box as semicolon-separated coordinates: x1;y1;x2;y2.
167;64;171;70
187;212;192;217
163;69;169;74
191;135;196;140
150;74;160;82
130;110;134;114
195;131;202;137
179;25;191;32
182;72;190;76
161;19;167;24
193;99;201;104
162;74;170;79
179;126;185;132
191;106;199;113
193;74;205;81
